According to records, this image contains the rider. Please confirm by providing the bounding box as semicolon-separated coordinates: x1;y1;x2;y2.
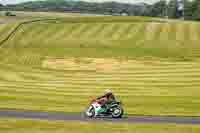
96;89;116;113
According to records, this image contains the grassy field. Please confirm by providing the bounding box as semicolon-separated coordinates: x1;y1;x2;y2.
1;118;200;133
0;23;18;43
3;18;200;58
1;15;200;116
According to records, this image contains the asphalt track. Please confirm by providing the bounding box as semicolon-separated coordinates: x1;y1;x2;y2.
0;110;200;124
0;18;17;24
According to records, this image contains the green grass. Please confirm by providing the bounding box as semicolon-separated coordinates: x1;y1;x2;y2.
1;119;200;133
1;16;200;116
3;19;200;59
0;49;200;116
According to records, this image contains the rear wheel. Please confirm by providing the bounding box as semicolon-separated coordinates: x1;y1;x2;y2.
111;106;123;118
85;106;95;118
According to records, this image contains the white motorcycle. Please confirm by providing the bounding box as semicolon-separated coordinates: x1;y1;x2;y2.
85;98;123;118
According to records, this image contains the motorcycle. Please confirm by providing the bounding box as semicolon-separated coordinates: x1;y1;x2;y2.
85;98;124;118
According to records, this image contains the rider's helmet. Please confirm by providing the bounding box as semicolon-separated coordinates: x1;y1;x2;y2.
104;89;112;96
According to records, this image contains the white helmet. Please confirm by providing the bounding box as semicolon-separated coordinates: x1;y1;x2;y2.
104;89;112;95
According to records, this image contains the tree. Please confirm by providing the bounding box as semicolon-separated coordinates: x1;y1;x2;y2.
191;0;200;20
0;3;4;11
150;0;166;17
184;0;194;20
0;3;3;7
167;0;178;18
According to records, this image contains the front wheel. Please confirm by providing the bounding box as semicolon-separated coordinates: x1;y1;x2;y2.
111;106;123;118
85;106;95;118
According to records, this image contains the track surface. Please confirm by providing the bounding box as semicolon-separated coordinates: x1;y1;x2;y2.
0;110;200;124
0;18;18;24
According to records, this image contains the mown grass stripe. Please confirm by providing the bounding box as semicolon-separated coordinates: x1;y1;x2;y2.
47;24;68;42
26;24;56;47
4;60;200;71
69;23;85;38
2;83;200;93
168;23;176;40
98;23;115;38
81;23;100;38
1;81;200;91
112;23;131;40
108;23;122;39
152;23;163;40
159;23;170;41
19;24;51;46
1;84;200;93
75;24;94;38
129;23;147;43
42;24;64;45
16;24;43;47
175;23;185;42
1;88;199;100
190;23;200;41
1;78;200;86
63;23;80;38
1;82;200;90
2;64;200;73
120;23;137;39
145;23;161;41
90;23;108;38
184;23;191;41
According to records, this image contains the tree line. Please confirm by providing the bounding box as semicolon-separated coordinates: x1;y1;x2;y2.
0;1;151;16
0;0;200;21
149;0;200;21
